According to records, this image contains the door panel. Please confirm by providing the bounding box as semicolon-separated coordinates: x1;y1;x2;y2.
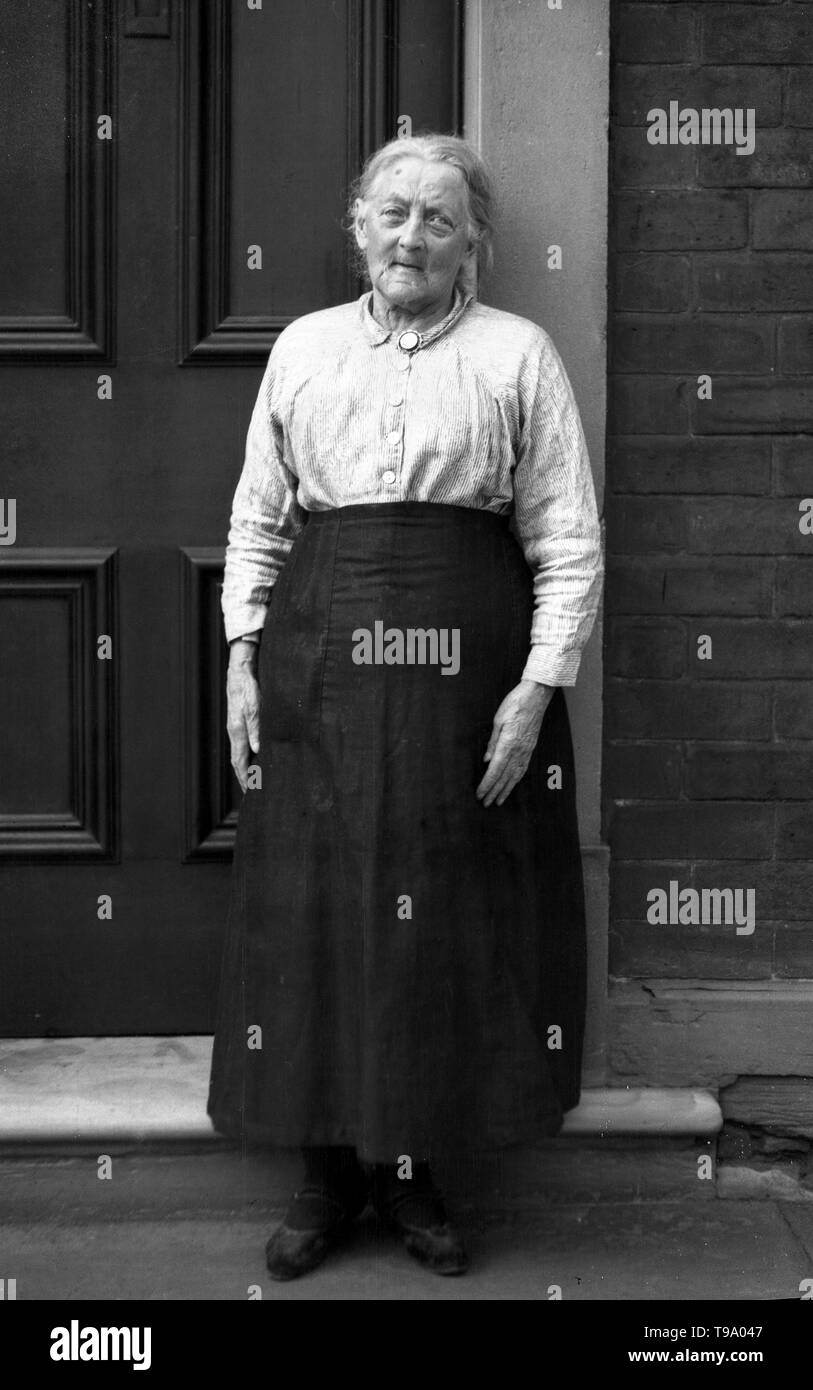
0;551;117;857
0;0;114;359
0;0;462;1035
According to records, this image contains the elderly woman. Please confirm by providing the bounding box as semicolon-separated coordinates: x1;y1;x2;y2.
207;133;603;1281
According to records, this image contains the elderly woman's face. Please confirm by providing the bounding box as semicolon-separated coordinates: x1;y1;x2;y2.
355;157;474;318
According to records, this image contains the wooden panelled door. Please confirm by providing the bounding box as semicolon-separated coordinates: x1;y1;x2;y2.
0;0;462;1034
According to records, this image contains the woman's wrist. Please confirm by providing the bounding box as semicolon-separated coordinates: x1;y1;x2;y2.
229;637;259;668
518;677;555;700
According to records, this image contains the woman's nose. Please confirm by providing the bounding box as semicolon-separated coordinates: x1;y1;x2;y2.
398;213;425;248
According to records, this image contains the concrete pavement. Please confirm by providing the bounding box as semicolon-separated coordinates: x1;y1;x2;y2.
1;1150;811;1301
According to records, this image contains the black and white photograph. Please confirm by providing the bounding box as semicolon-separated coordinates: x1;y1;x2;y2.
0;0;811;1353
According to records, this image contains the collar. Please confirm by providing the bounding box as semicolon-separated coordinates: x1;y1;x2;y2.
358;286;473;349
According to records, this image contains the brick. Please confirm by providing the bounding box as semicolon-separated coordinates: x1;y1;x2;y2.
692;861;774;900
769;863;813;919
778;317;813;372
687;620;813;678
702;5;813;63
752;192;813;250
774;438;813;495
605;679;773;741
608;439;770;494
614;254;690;311
604;741;682;799
776;807;813;860
609;923;772;979
609;376;689;434
690;862;778;935
773;924;813;978
613;190;748;251
699;132;813;189
612;128;696;188
612;65;781;128
606;496;689;553
609;802;773;860
686;745;813;799
610;860;691;921
605;558;772;615
614;4;698;63
777;561;813;617
697;255;813;310
720;1076;813;1135
613;315;773;373
608;619;687;678
776;684;813;739
787;69;813;128
688;498;810;554
691;379;813;434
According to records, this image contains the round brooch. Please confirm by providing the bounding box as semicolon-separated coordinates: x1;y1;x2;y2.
397;330;421;353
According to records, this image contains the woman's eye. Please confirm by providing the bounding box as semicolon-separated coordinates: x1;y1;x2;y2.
429;216;453;230
381;207;403;220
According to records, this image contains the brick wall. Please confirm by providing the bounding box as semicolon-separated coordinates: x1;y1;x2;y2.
604;1;813;984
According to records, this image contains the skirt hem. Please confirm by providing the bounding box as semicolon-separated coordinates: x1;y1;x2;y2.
205;1094;581;1163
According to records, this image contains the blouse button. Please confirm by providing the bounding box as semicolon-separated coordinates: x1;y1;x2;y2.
390;394;404;407
382;470;397;484
386;430;400;445
395;357;411;372
397;330;421;352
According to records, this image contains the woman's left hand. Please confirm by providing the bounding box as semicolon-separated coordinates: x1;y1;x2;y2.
476;679;555;807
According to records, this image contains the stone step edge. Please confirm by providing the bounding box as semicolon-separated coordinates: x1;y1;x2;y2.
0;1036;721;1143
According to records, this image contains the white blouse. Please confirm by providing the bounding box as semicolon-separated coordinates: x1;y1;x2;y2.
221;288;604;686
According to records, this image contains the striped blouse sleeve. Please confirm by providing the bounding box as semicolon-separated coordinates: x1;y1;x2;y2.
220;349;306;643
512;332;604;687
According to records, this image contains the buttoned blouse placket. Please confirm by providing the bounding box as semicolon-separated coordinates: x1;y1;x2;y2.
382;330;418;492
362;290;472;497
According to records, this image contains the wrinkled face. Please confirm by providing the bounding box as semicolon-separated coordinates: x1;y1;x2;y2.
354;157;475;316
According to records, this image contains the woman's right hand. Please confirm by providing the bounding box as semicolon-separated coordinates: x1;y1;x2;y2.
227;641;261;792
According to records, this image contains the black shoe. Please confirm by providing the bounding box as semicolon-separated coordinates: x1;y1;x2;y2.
373;1168;469;1276
266;1167;369;1282
265;1189;352;1281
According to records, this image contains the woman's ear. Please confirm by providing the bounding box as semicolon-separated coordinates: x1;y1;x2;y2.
459;239;479;297
353;199;367;250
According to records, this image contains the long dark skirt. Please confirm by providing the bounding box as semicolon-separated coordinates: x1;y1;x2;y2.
207;502;587;1165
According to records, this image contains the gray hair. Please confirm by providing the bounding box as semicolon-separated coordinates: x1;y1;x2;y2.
347;133;494;294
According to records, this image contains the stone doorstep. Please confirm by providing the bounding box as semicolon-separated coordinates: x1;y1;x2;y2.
0;1035;721;1144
